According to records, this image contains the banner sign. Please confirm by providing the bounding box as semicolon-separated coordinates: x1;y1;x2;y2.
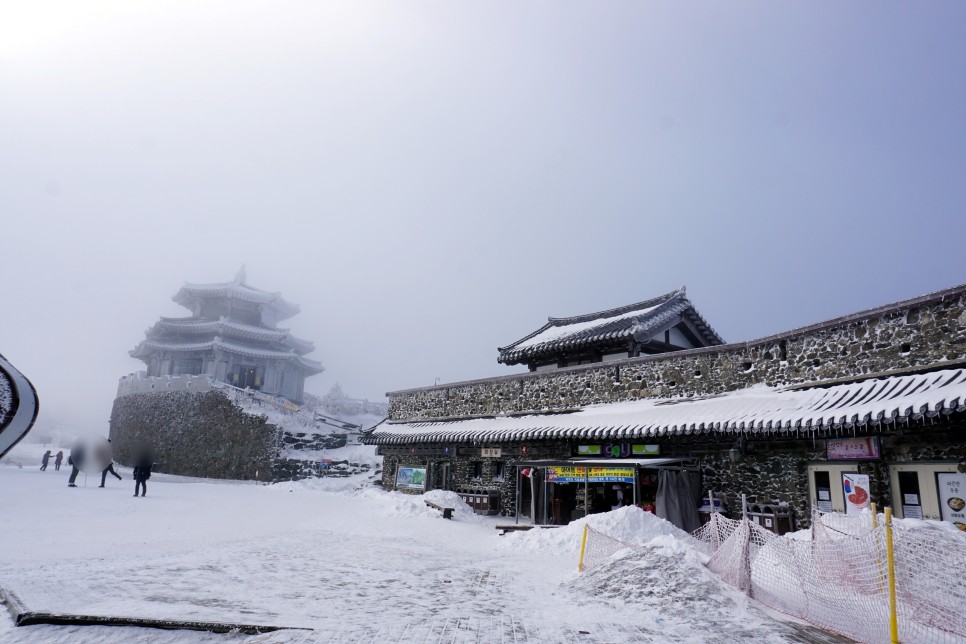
842;473;871;515
576;444;659;458
827;437;880;461
395;467;427;491
546;466;634;483
936;472;966;530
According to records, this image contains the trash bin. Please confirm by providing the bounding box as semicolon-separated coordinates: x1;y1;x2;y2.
745;502;795;535
456;487;501;515
698;497;726;525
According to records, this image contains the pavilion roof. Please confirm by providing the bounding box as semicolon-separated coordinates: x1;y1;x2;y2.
497;287;723;365
364;367;966;444
150;317;315;354
173;273;300;321
129;337;324;374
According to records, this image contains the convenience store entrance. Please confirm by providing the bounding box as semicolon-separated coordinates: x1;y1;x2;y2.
515;458;696;528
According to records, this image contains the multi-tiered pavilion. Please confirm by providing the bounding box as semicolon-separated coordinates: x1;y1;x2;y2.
129;268;322;403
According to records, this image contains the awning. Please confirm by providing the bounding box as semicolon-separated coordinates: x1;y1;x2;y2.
364;368;966;445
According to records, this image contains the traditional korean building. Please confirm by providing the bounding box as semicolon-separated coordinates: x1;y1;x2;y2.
129;268;323;403
498;287;724;371
365;285;966;533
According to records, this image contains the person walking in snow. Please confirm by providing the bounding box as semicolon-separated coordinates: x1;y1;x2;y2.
67;449;83;487
40;450;52;471
132;453;152;497
99;462;123;487
54;451;64;471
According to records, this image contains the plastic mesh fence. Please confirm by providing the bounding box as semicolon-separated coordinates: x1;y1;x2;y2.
579;525;635;572
693;510;966;644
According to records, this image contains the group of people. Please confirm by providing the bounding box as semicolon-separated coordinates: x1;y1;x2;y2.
45;446;153;497
39;450;63;471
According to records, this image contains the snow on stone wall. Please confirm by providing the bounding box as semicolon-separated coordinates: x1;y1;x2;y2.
109;390;278;481
389;289;966;421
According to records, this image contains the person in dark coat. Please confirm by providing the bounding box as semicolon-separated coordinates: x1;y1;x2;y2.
99;463;123;487
132;453;152;497
54;451;64;471
67;448;83;487
40;450;51;471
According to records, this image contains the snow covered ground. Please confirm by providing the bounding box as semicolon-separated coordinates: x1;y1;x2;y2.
1;443;843;643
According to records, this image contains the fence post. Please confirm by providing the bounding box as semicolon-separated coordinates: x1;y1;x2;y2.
578;524;589;572
871;502;883;594
884;507;899;643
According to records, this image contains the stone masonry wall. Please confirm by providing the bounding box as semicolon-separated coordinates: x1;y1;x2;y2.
389;288;966;421
110;390;280;481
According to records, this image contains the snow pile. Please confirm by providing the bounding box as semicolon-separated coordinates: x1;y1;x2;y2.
422;489;489;522
499;506;694;556
567;536;785;639
306;385;387;424
280;443;382;467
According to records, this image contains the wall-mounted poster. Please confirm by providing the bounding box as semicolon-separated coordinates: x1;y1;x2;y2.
395;467;427;491
936;472;966;531
842;473;871;515
827;437;880;461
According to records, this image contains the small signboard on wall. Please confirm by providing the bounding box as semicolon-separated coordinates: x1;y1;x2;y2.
546;466;634;483
480;447;502;458
937;472;966;529
827;437;880;461
842;473;871;515
576;444;659;458
395;467;427;491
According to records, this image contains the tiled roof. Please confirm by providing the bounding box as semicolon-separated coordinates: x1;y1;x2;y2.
364;368;966;444
130;338;324;374
173;280;299;321
497;287;723;365
151;317;315;354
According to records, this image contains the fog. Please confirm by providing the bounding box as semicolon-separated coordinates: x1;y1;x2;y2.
2;2;964;439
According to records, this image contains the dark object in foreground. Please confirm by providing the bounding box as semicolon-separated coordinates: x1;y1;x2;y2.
1;586;310;635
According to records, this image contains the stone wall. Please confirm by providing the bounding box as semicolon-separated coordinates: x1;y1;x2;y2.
388;287;966;421
110;390;278;481
688;420;966;529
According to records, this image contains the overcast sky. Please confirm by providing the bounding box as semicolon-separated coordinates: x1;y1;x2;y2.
2;1;964;438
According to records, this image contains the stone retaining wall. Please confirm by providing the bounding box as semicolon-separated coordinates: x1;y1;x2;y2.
110;390;351;482
110;390;278;481
389;287;966;421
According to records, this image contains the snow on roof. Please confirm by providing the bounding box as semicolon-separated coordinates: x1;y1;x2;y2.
173;273;300;321
152;317;315;354
498;287;723;364
130;338;324;373
365;368;966;444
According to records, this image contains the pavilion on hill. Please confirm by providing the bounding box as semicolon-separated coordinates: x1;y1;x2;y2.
129;268;323;403
498;287;724;371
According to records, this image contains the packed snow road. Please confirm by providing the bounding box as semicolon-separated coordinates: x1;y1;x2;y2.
0;460;843;643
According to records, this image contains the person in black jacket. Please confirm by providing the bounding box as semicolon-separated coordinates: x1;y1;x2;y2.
99;462;122;487
132;453;152;497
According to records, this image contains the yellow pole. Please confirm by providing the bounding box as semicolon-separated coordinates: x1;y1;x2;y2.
884;507;899;643
578;524;589;572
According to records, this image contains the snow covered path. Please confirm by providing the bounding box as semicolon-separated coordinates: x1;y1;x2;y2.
0;462;843;643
